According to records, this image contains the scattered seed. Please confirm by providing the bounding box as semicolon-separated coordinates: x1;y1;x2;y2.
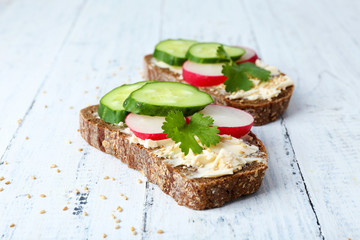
0;176;4;181
78;148;83;152
76;129;80;132
5;181;10;185
27;194;31;198
111;177;115;181
123;196;128;200
100;195;107;200
4;161;8;165
115;225;120;230
40;210;46;214
119;67;123;70
0;188;3;192
67;140;72;144
119;193;123;196
132;231;137;235
102;233;107;238
42;91;47;94
44;105;48;108
75;189;80;194
84;90;88;94
104;176;109;180
96;86;100;89
111;214;116;219
157;230;164;234
40;194;46;198
57;169;61;173
84;211;88;216
59;98;63;102
10;223;15;228
50;164;57;168
17;119;22;124
31;176;36;180
69;106;74;110
63;206;68;211
130;226;135;231
116;206;123;212
115;219;121;223
25;136;29;140
138;179;142;184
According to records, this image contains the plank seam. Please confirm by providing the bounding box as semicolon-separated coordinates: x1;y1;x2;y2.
281;117;325;240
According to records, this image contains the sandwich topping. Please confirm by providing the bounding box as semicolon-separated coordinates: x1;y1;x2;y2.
121;127;267;178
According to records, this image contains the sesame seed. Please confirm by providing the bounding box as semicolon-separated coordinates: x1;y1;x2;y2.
0;176;4;181
57;169;61;173
0;188;3;192
27;194;31;199
157;230;164;234
111;214;116;219
75;189;79;194
138;179;142;184
5;181;10;185
10;223;15;228
78;148;83;152
40;194;46;198
111;177;115;181
69;106;74;110
40;210;46;214
63;206;68;211
130;226;135;231
123;196;128;200
25;136;29;140
116;206;123;212
31;176;36;180
84;186;88;191
100;195;107;200
50;164;57;168
4;161;8;165
119;193;123;196
104;176;109;180
84;211;88;216
115;225;120;230
132;231;137;235
44;105;48;108
102;233;107;238
67;140;72;144
76;129;80;132
115;219;121;223
17;119;22;124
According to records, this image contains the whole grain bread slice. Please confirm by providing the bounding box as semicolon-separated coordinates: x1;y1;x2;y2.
80;105;268;210
144;54;294;126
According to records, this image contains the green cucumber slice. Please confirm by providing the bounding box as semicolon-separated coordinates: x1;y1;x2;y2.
123;82;213;116
153;39;197;66
186;42;245;63
98;81;151;123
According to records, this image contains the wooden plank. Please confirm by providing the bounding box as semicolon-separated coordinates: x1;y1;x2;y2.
0;0;161;239
243;0;360;239
140;0;322;239
0;0;87;159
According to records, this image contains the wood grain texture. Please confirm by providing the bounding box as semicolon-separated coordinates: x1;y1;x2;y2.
0;0;359;239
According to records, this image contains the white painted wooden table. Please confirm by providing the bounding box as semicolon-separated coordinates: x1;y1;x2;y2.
0;0;359;239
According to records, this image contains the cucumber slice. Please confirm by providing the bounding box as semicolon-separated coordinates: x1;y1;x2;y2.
153;39;197;66
186;43;245;63
123;82;213;116
98;81;151;123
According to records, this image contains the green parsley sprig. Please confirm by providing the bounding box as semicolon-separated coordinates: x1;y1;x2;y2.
162;111;220;155
217;45;271;92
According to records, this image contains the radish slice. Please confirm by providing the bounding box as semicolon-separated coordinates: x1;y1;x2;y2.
182;61;227;87
125;113;168;140
198;105;254;138
236;47;258;64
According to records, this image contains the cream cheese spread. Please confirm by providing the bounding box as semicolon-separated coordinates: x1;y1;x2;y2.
151;58;183;75
119;126;267;179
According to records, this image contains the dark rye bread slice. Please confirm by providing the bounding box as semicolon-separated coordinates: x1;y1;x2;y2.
80;105;268;210
144;54;294;126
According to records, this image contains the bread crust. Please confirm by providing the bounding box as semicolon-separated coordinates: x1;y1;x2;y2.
144;54;294;126
80;105;268;210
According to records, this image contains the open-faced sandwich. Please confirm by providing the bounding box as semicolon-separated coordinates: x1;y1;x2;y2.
80;81;268;209
144;39;294;125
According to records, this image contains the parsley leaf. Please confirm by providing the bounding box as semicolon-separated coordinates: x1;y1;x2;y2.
217;45;271;92
162;111;220;155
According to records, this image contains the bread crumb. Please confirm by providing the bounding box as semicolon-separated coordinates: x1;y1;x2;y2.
0;176;4;181
57;169;61;173
115;219;121;223
31;176;36;180
25;136;29;140
157;229;164;234
0;187;3;192
100;195;107;200
50;164;57;168
17;119;22;124
102;233;107;238
5;181;10;185
115;225;120;229
84;211;88;216
40;194;46;198
10;223;15;228
78;148;83;152
67;140;72;144
63;206;68;211
40;210;46;214
138;179;142;184
27;194;31;199
104;176;109;180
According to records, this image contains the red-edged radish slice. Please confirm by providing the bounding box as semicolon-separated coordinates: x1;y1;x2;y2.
236;47;258;64
125;113;168;140
182;61;227;87
198;105;254;138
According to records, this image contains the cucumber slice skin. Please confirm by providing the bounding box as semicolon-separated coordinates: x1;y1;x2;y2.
186;43;245;64
98;81;152;124
123;82;213;117
153;39;197;66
